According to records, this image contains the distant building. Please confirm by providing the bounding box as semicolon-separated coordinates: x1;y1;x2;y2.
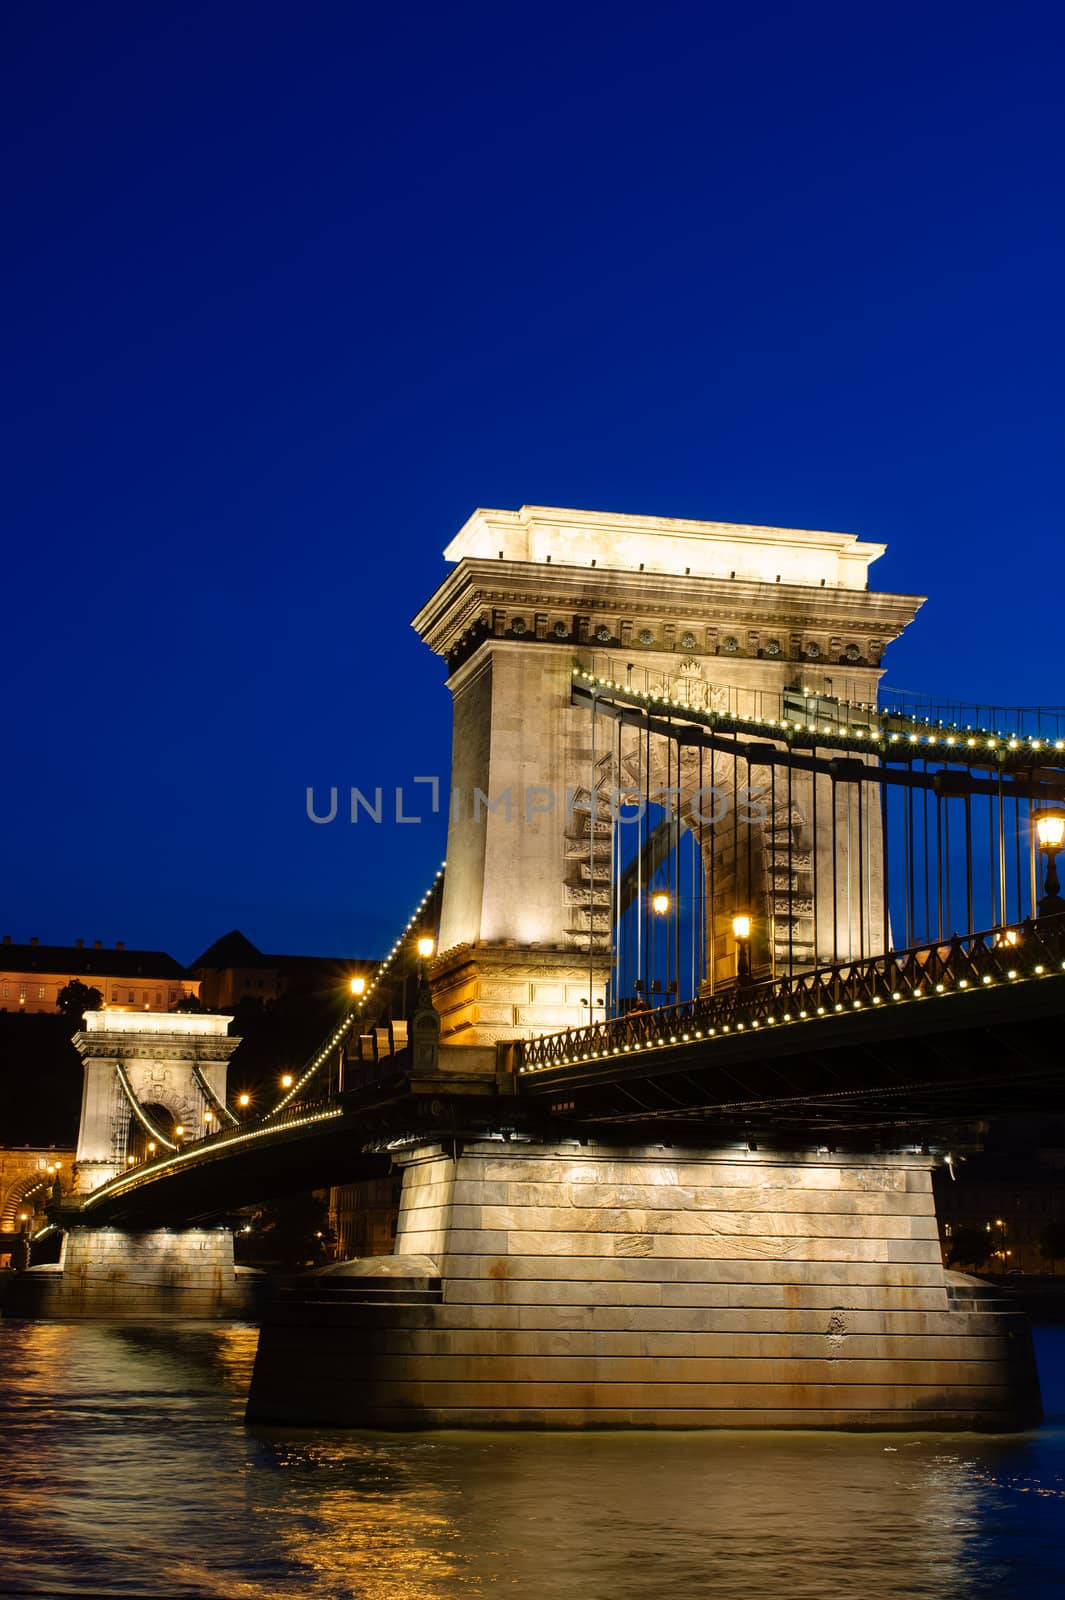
189;929;375;1013
0;937;198;1014
935;1128;1065;1274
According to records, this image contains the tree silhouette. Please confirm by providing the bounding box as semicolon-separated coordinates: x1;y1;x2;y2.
56;980;103;1017
946;1226;992;1271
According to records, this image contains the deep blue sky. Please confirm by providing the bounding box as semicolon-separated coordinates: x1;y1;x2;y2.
4;1;1062;962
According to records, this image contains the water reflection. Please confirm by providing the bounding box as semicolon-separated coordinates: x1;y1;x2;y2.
0;1321;1061;1599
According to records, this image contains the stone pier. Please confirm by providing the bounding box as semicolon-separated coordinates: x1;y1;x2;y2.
247;1139;1040;1429
7;1228;258;1319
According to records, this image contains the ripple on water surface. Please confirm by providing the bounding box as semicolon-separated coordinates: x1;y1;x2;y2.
0;1321;1063;1599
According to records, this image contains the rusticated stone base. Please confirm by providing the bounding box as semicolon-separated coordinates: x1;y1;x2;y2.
247;1141;1042;1430
429;943;613;1045
5;1228;259;1319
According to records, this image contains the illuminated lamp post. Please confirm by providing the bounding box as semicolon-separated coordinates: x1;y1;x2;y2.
1034;808;1065;919
732;912;752;988
416;936;435;1007
651;891;670;1003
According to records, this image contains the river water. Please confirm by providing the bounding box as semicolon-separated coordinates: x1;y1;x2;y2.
0;1321;1063;1600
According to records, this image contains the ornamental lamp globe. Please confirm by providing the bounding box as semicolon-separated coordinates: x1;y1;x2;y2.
1035;809;1065;851
1034;807;1065;918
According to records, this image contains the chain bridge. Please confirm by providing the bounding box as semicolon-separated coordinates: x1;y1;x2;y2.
21;506;1065;1432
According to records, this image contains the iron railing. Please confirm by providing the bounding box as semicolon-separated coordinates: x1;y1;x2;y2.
515;914;1065;1074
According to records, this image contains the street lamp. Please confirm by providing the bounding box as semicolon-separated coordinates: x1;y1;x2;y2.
648;892;672;1002
350;975;367;998
415;936;435;1008
280;1073;294;1090
1034;809;1065;918
237;1092;250;1109
732;912;752;986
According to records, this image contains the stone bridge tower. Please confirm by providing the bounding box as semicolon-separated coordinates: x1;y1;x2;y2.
413;506;923;1045
74;1010;238;1192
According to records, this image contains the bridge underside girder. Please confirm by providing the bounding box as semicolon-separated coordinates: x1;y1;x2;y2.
519;978;1065;1137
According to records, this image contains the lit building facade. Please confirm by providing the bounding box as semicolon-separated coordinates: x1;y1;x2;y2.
0;937;198;1014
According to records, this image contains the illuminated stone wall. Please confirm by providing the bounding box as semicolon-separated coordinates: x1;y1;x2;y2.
8;1227;257;1318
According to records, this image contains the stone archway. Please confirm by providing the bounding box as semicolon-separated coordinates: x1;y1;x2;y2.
1;1170;54;1231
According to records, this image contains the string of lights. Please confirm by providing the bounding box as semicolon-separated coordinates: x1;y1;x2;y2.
573;669;1065;759
262;861;446;1120
191;1061;239;1127
518;925;1065;1073
80;1104;344;1210
114;1061;179;1151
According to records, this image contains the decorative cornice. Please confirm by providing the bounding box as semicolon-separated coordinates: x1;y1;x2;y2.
74;1034;239;1063
413;558;924;676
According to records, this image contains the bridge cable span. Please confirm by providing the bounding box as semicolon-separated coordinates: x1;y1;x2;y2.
191;1061;239;1127
114;1061;179;1152
261;861;446;1122
576;661;1065;755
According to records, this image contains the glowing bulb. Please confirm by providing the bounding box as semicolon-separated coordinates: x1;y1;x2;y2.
1035;811;1065;850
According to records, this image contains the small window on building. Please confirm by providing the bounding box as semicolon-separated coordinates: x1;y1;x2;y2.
112;991;119;1001
127;991;134;1003
38;987;45;999
2;985;8;998
156;992;162;1005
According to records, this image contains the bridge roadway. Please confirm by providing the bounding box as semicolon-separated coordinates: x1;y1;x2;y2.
56;916;1065;1231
